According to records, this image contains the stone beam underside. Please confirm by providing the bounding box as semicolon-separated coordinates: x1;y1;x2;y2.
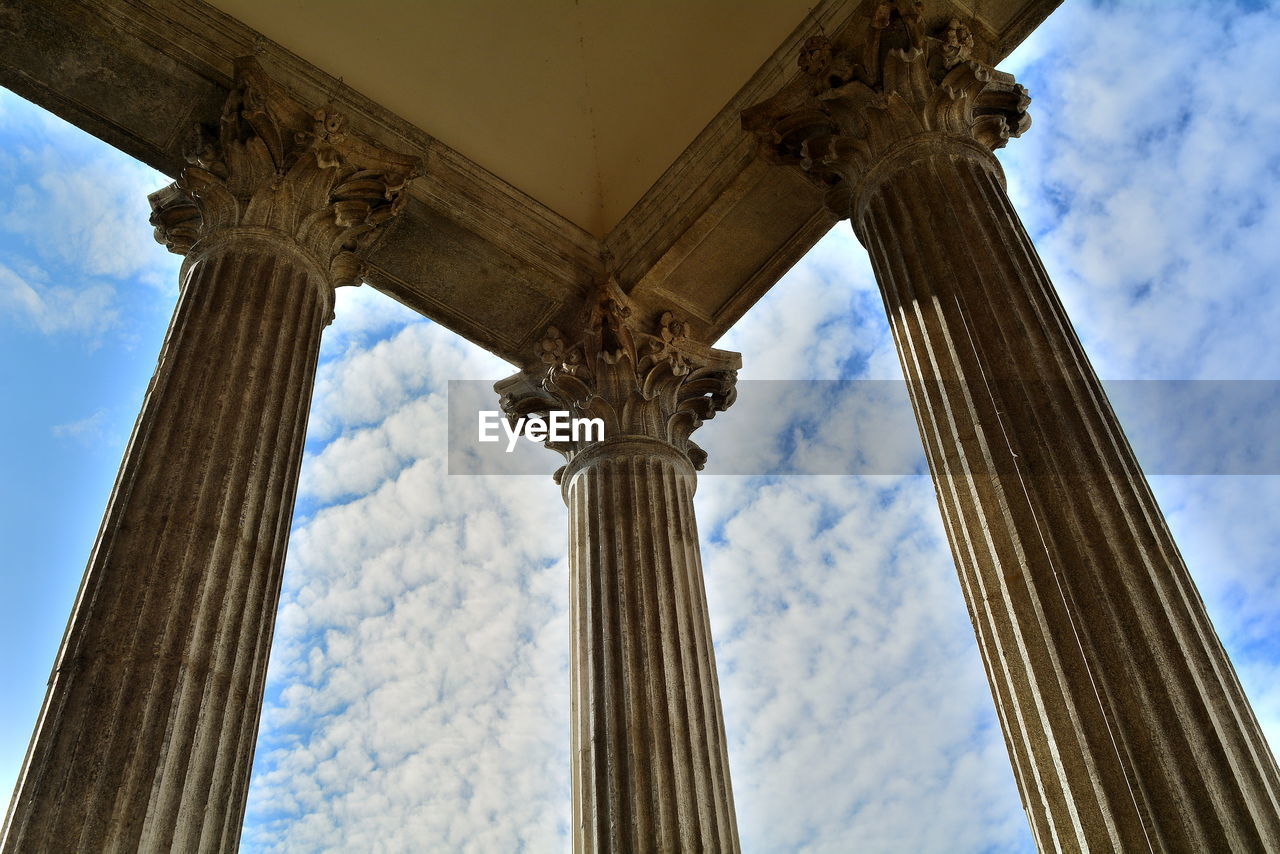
0;0;1059;365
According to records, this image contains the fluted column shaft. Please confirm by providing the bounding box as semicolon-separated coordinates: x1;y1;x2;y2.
745;11;1280;847
4;57;418;853
858;139;1280;852
564;439;739;854
3;239;328;853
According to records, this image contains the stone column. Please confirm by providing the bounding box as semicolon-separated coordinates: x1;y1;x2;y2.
746;4;1280;852
498;284;741;853
2;59;417;854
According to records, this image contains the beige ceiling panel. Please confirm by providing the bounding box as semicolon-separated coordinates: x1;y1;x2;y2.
573;0;819;231
211;0;599;228
208;0;816;236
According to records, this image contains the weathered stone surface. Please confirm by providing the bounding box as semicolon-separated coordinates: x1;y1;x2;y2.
1;60;417;854
498;284;741;853
746;4;1280;851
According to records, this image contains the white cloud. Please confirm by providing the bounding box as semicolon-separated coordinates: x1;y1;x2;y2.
0;260;119;337
319;284;427;356
699;475;1029;853
246;309;572;853
0;117;177;291
1000;0;1280;380
299;397;444;502
0;88;180;345
50;408;108;444
307;319;511;442
716;225;901;381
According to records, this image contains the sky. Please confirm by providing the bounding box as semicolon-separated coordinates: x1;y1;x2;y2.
2;1;1280;852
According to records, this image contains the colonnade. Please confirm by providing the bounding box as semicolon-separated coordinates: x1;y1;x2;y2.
4;7;1279;852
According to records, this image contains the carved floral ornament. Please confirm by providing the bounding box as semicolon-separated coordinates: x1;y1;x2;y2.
496;281;740;473
148;57;421;289
742;0;1031;219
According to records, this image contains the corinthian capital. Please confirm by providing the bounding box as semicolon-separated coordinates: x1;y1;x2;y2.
148;57;421;287
495;281;740;473
742;1;1031;218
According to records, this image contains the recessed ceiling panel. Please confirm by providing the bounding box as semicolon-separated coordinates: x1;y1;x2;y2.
209;0;816;236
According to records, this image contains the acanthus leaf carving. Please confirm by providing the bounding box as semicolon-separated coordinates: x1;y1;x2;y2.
148;57;421;289
496;280;740;474
742;2;1030;219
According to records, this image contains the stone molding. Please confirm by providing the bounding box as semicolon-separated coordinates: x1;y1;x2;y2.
496;280;740;479
742;0;1031;221
148;57;421;310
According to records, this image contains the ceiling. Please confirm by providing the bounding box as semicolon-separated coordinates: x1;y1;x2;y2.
210;0;819;237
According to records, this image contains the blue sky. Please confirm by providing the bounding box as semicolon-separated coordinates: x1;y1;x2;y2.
3;2;1280;852
0;93;182;808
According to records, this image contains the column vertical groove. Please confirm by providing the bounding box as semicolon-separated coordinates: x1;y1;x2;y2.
978;167;1280;819
950;156;1197;847
562;447;737;853
632;456;679;852
656;459;700;851
171;263;315;852
153;254;297;841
